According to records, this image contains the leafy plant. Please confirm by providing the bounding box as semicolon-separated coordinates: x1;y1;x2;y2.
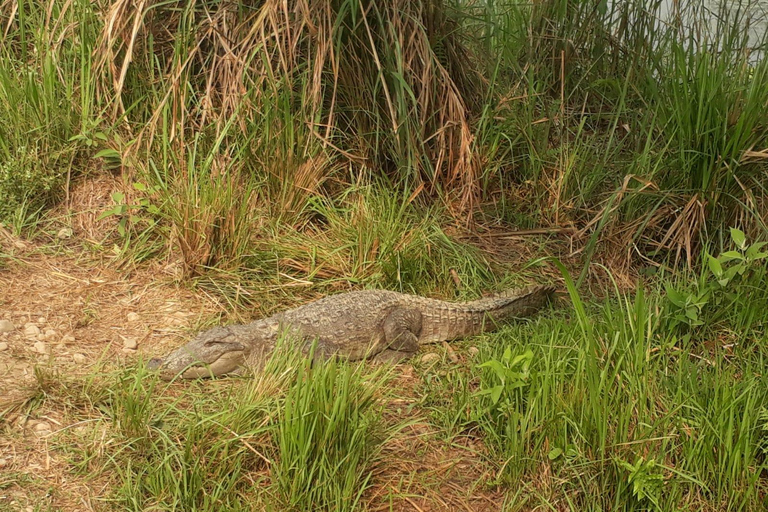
663;227;768;337
618;456;665;510
475;347;534;409
98;182;161;239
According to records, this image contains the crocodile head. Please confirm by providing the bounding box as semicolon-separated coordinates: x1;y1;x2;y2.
148;325;250;380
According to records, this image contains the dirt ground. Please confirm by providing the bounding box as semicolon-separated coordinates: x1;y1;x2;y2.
0;220;214;510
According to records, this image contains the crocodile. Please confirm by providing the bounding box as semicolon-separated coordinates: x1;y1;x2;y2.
147;285;556;380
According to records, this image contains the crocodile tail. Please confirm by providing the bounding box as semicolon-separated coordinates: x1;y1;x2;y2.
457;285;556;338
491;285;557;319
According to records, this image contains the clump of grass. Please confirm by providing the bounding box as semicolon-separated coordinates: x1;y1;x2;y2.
260;185;495;296
272;348;392;511
96;0;484;213
82;340;394;511
467;0;768;266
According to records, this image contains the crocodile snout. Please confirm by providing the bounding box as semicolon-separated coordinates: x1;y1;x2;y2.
147;357;164;371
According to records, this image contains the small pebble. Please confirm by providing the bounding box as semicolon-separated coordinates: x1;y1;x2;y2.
37;316;46;324
445;344;459;363
43;329;57;342
61;334;76;344
73;353;87;364
33;341;49;354
0;458;8;468
468;346;480;358
13;240;26;250
57;227;73;239
0;342;8;351
23;323;40;339
122;337;138;350
33;421;51;434
0;319;14;333
420;353;440;364
126;312;140;322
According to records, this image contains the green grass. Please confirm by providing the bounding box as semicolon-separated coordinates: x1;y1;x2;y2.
36;342;397;512
3;0;766;268
0;0;103;219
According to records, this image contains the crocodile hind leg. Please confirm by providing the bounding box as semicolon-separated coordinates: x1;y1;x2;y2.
379;307;422;360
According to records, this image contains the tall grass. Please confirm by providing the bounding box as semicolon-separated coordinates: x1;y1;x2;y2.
272;351;391;511
2;0;767;269
71;344;396;511
0;0;103;219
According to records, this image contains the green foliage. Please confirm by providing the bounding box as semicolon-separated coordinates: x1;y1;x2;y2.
88;343;395;511
104;364;159;441
475;348;533;411
0;0;103;221
617;456;665;510
418;257;768;509
99;184;161;238
663;227;768;338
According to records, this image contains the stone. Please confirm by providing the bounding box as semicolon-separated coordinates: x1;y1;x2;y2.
420;353;440;365
0;319;14;333
23;323;40;339
57;227;73;239
126;312;140;322
33;421;51;434
122;337;138;350
73;353;87;364
37;316;46;324
445;344;459;363
0;342;8;351
33;341;49;354
0;458;8;468
468;346;480;358
43;329;57;342
61;334;76;344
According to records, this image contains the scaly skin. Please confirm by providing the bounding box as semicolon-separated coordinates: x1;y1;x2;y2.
148;285;555;380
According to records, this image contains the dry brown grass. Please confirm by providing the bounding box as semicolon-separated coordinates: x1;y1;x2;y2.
94;0;485;217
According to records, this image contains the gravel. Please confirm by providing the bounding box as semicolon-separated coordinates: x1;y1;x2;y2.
0;319;14;333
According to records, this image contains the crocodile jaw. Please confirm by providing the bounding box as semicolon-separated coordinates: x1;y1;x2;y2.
148;326;248;380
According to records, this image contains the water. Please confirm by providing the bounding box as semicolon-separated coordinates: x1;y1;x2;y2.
609;0;768;60
662;0;768;47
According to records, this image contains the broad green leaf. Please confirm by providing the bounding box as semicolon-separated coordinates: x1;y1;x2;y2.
707;255;722;277
664;282;686;308
95;148;121;159
730;227;746;249
719;250;743;262
548;448;563;460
